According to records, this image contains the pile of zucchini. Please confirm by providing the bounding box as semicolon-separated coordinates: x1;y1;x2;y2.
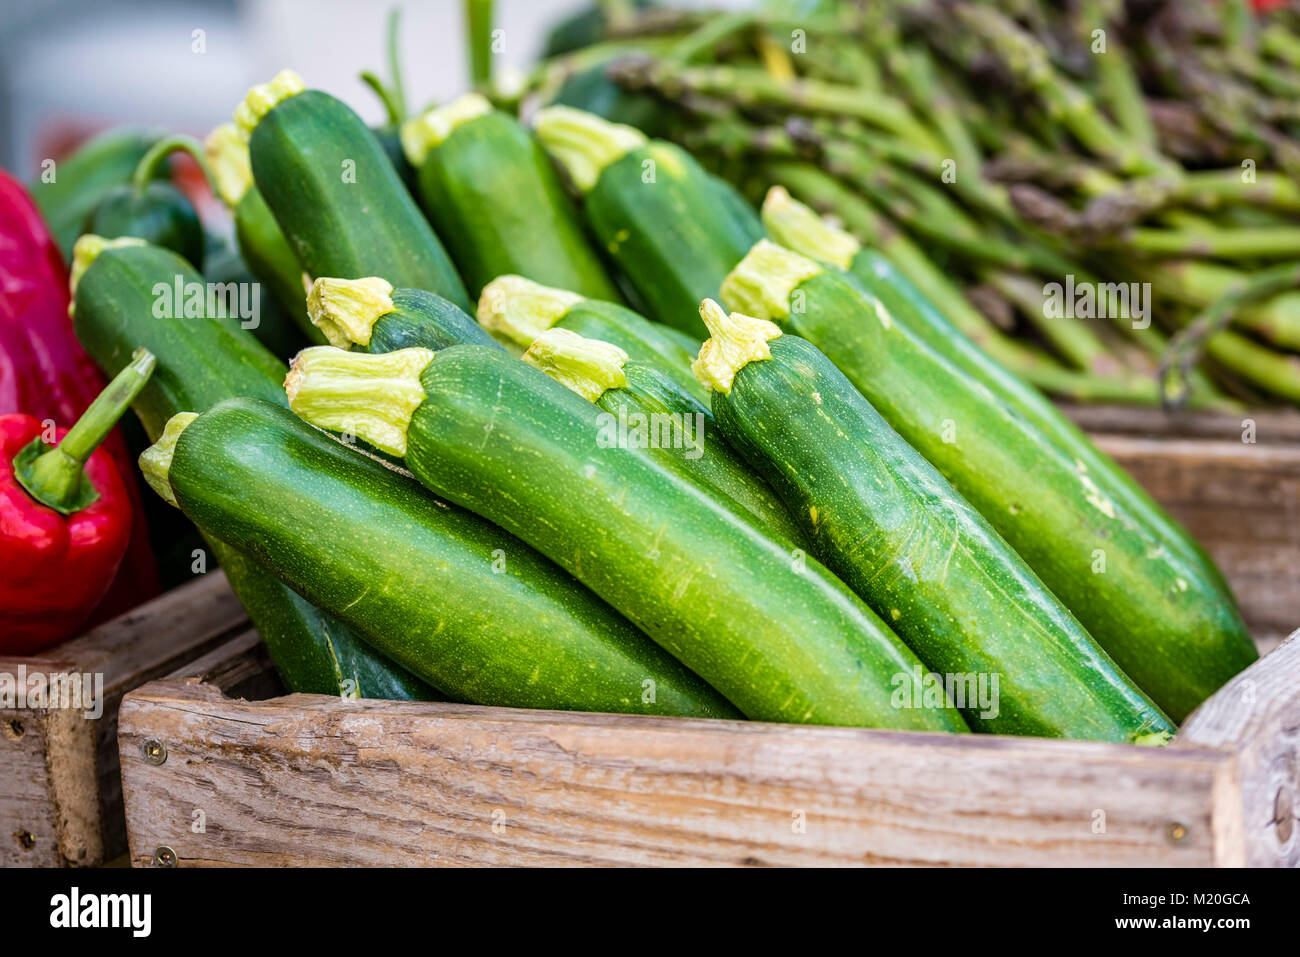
78;70;1257;741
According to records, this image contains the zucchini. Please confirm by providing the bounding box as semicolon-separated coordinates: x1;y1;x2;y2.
285;343;967;732
694;302;1172;741
307;276;502;353
478;274;706;402
142;398;733;717
401;94;622;300
237;71;471;312
721;241;1256;721
370;124;419;193
69;237;436;701
205;122;322;342
522;327;808;547
534;106;763;337
203;238;306;360
762;185;1232;597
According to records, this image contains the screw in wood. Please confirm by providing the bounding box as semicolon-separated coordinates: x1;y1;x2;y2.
152;846;178;868
1165;820;1189;845
16;831;36;851
141;738;167;765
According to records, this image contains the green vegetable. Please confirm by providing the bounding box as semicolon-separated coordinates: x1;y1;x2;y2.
205;122;322;343
721;241;1256;721
70;237;435;701
285;343;967;732
30;127;162;259
203;237;306;359
534;106;763;337
143;398;733;717
478;274;706;402
83;135;207;269
694;301;1171;741
761;185;1233;598
237;71;471;312
523;327;807;547
402;94;621;300
370;125;419;193
307;276;502;352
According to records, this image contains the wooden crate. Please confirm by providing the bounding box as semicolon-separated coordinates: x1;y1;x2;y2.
116;628;1298;867
114;433;1300;868
1060;402;1300;445
0;572;247;867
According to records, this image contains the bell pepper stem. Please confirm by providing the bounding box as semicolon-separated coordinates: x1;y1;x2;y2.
15;348;155;514
132;134;215;196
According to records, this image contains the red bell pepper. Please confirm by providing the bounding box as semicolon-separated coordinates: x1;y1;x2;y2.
1;349;154;654
0;165;160;621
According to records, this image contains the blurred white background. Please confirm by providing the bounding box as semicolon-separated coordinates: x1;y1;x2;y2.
0;0;741;176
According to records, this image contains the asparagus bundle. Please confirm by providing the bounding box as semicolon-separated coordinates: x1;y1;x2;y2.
513;0;1300;408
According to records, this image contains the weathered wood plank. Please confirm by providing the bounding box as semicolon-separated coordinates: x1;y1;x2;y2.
1096;435;1300;647
118;664;1237;868
1064;403;1300;444
0;572;248;867
1178;631;1300;867
0;708;62;867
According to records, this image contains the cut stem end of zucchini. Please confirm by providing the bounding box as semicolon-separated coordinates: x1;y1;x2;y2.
477;274;584;349
138;412;199;508
400;92;493;166
692;299;782;394
533;105;647;193
284;345;433;457
234;69;305;140
204;123;253;207
720;238;823;321
1132;730;1174;747
68;234;146;309
524;328;628;402
762;185;860;271
307;276;396;349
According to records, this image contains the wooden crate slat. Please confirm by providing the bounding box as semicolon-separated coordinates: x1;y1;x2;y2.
1062;404;1300;444
0;571;248;867
118;668;1242;868
1177;632;1300;867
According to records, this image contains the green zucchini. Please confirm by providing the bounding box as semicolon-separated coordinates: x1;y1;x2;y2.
142;398;733;717
237;71;471;312
307;276;502;353
69;237;436;701
401;94;621;300
205;122;322;342
478;274;706;402
721;241;1256;721
370;124;419;194
285;343;967;732
203;238;306;360
534;106;763;337
694;302;1171;741
522;327;808;547
761;185;1232;598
